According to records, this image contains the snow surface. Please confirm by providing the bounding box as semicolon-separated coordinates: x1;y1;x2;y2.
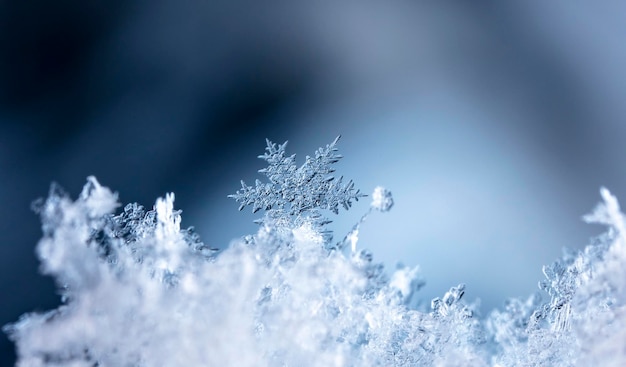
5;139;626;366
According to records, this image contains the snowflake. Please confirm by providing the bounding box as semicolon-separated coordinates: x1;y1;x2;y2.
229;136;365;238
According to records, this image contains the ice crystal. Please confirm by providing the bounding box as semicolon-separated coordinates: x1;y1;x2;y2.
5;139;626;367
485;186;626;367
229;136;365;240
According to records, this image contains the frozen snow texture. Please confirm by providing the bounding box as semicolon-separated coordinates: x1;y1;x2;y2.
486;186;626;367
5;139;626;367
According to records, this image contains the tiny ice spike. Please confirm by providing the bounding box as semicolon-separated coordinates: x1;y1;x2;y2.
5;140;626;367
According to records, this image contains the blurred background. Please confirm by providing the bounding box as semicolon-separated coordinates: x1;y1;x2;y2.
2;1;626;364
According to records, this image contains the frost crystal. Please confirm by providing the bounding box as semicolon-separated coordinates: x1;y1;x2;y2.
229;136;365;240
5;139;626;367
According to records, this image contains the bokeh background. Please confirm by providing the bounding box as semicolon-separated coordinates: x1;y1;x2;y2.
2;1;626;364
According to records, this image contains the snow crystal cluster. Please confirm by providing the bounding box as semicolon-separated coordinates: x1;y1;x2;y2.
5;138;626;366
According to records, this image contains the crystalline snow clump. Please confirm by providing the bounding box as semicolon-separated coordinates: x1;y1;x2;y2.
5;138;626;367
371;186;394;213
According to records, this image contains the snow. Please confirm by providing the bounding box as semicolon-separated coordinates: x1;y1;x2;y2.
5;139;626;366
